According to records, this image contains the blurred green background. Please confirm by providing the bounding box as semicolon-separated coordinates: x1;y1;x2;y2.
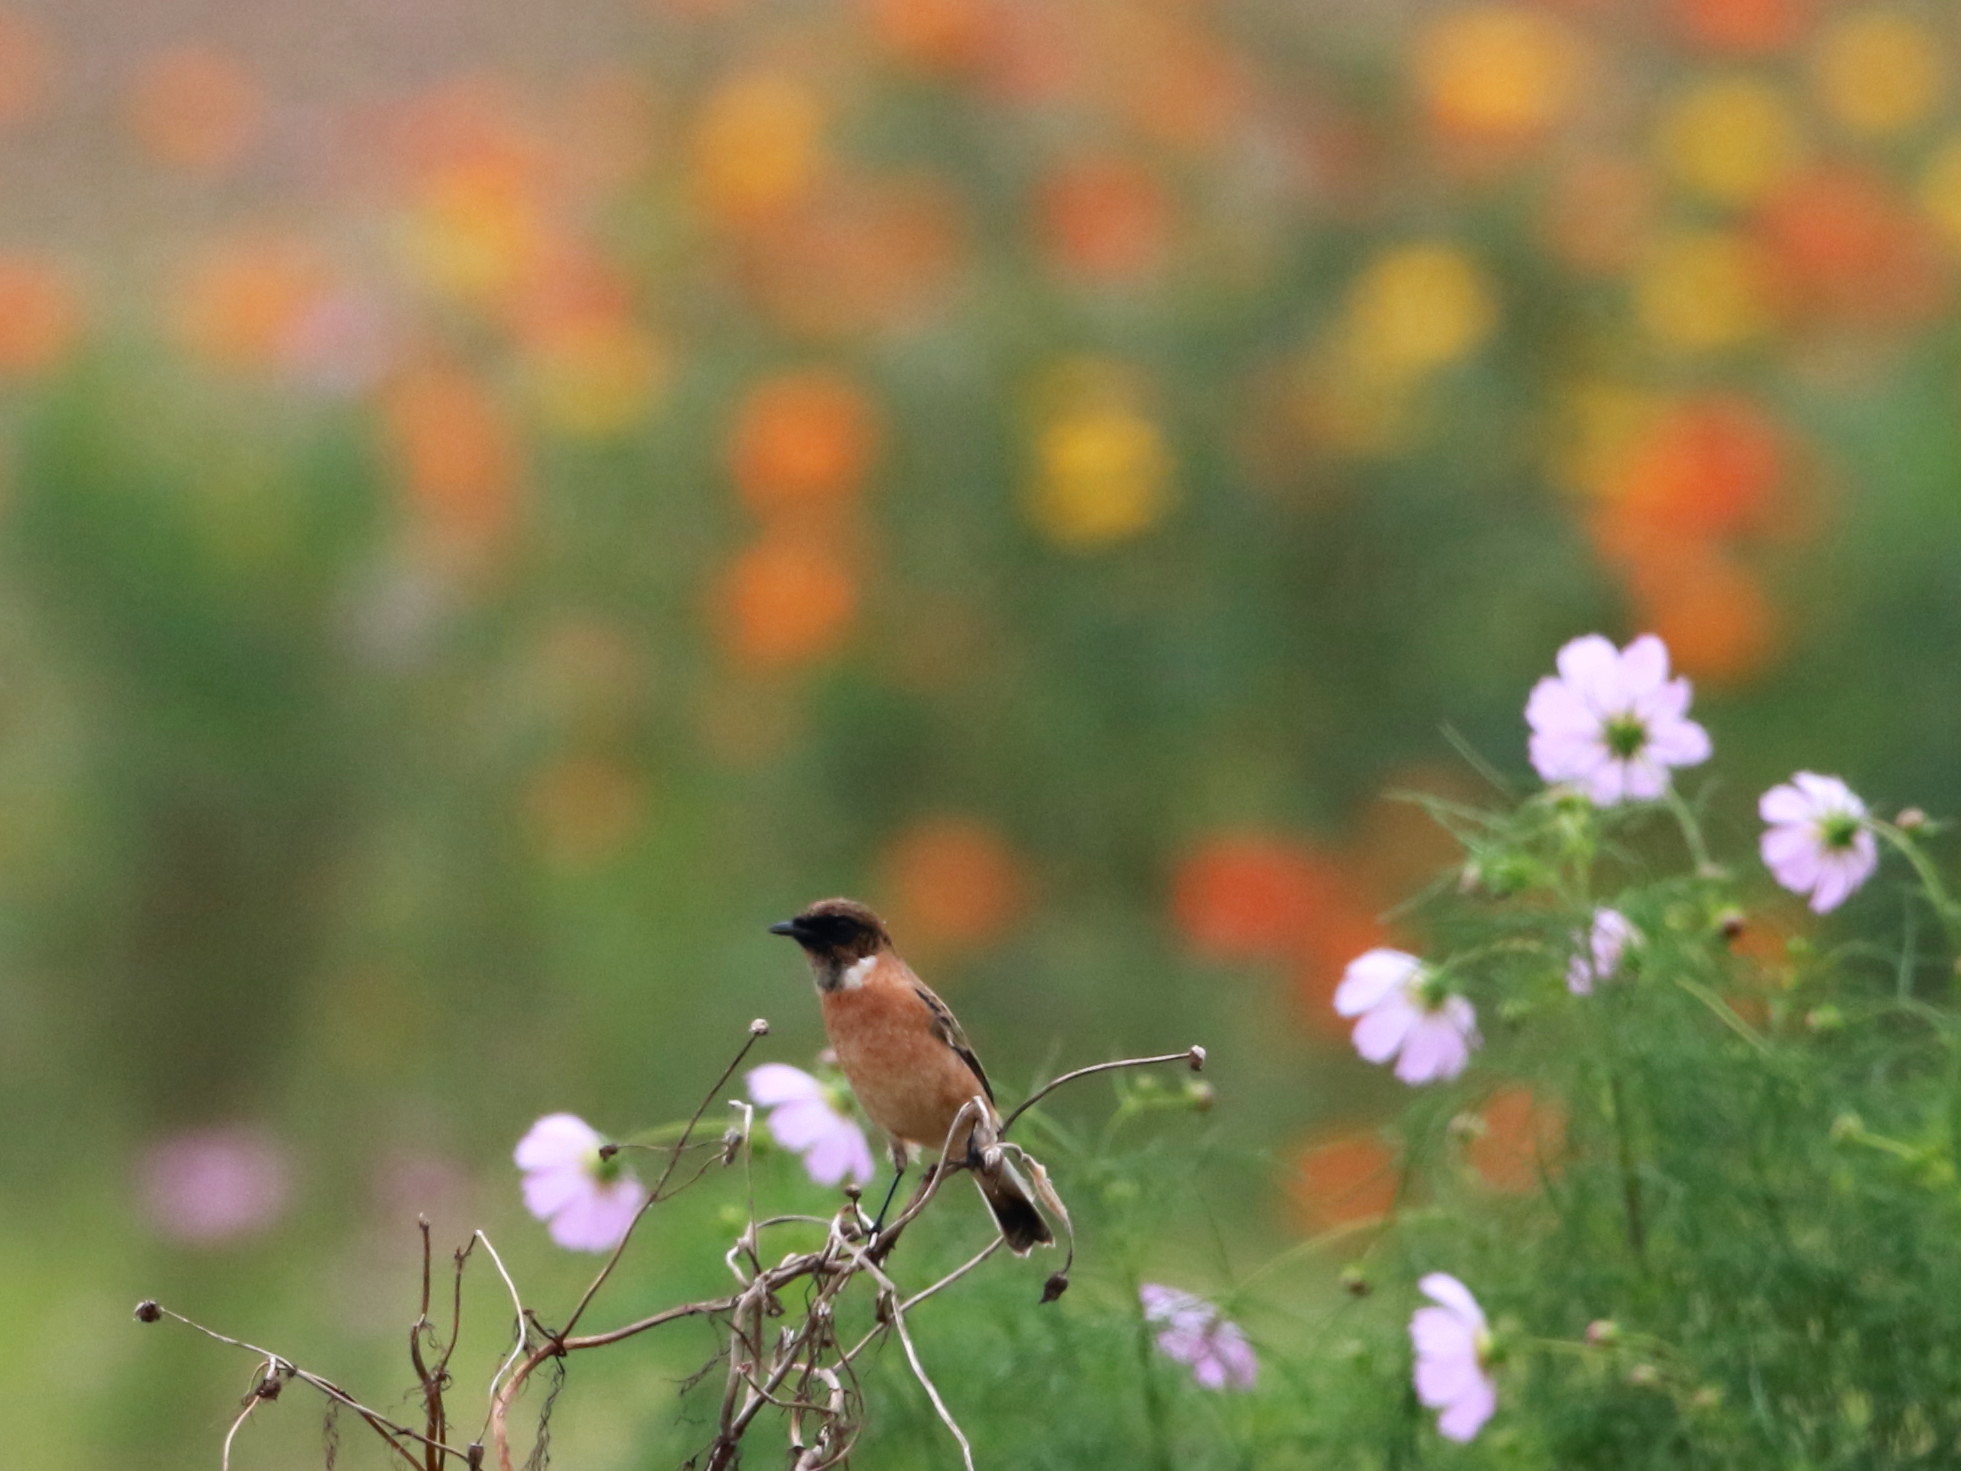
6;0;1961;1463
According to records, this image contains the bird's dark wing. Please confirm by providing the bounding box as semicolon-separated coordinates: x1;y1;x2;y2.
912;981;995;1105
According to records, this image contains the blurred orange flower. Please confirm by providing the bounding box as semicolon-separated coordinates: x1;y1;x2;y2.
1290;1131;1398;1232
757;178;969;339
1414;5;1589;150
1625;548;1781;686
1173;833;1383;1010
1756;166;1950;329
1672;0;1809;54
0;10;53;132
403;159;550;308
713;535;860;669
729;369;882;521
0;255;81;376
381;365;525;552
861;0;993;75
1467;1085;1564;1191
879;817;1027;952
1037;155;1174;283
172;236;332;371
1600;394;1787;544
691;70;828;229
126;46;262;175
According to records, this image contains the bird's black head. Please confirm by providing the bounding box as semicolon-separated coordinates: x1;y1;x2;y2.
769;898;893;977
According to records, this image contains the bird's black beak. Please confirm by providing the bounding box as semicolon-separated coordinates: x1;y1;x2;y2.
768;919;803;939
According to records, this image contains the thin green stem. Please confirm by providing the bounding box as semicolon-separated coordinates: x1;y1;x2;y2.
1663;785;1715;874
1872;821;1961;954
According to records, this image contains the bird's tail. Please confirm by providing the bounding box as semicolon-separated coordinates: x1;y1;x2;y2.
974;1159;1054;1255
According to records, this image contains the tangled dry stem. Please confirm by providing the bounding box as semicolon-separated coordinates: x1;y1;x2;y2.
134;1025;1205;1471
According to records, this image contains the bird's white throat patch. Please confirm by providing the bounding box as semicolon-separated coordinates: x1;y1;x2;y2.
837;956;876;990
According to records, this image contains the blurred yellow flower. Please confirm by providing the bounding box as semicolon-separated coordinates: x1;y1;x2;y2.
530;320;669;439
1028;403;1175;549
1657;76;1804;206
1919;139;1961;254
1812;12;1943;138
1548;380;1668;499
1343;244;1498;379
1414;5;1589;145
691;71;826;227
1635;229;1776;353
403;162;545;306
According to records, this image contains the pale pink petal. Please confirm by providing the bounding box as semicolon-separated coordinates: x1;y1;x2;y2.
1762;824;1823;892
1759;783;1813;824
746;1064;826;1107
1645;713;1710;766
766;1098;845;1152
1140;1284;1212;1332
1554;634;1626;711
800;1118;876;1186
1333;949;1422;1016
514;1114;601;1171
1617;634;1670;696
1530;727;1604;784
1414;1338;1482;1405
1617;754;1672;802
1631;674;1692;723
1395;1011;1471;1084
1582;758;1631;806
546;1175;645;1252
1418;1272;1488;1330
521;1162;591;1222
1811;844;1878;914
1793;771;1861;812
1353;994;1421;1064
1525;679;1597;739
1155;1325;1209;1367
1208;1325;1258;1388
1411;1307;1478;1365
1436;1373;1497;1442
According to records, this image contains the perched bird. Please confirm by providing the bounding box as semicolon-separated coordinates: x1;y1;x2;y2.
769;897;1054;1254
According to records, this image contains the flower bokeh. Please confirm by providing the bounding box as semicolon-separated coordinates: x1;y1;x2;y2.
1139;1284;1258;1391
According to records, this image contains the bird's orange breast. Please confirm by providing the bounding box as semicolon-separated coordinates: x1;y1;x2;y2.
820;978;991;1151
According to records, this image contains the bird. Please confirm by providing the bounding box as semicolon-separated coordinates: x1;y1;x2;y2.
768;897;1054;1255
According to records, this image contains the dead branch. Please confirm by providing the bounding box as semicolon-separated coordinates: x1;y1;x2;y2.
138;1030;1205;1471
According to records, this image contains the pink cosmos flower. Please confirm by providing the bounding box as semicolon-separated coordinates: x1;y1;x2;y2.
137;1124;293;1245
1526;634;1711;805
1334;948;1479;1085
1139;1284;1258;1390
1411;1272;1497;1443
1760;772;1879;914
514;1114;647;1252
1566;908;1635;996
746;1064;876;1187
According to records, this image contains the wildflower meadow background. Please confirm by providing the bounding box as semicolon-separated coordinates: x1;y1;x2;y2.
8;0;1961;1465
